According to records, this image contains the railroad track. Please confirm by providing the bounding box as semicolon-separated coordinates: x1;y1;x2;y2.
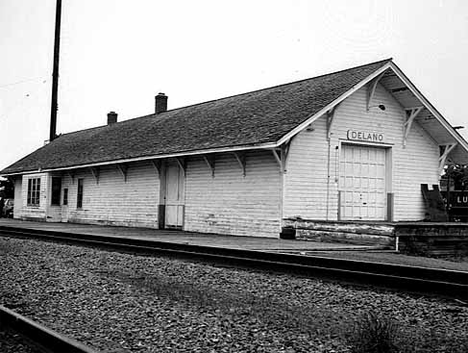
0;305;97;353
0;225;467;301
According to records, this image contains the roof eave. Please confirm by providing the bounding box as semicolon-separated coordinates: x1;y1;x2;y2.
388;62;468;152
276;62;393;146
0;142;278;177
275;61;468;156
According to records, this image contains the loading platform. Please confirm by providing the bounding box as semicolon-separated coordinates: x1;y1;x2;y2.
0;218;378;252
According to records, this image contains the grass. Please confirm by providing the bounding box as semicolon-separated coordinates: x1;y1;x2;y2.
0;238;17;255
345;311;400;353
345;310;468;353
120;273;339;336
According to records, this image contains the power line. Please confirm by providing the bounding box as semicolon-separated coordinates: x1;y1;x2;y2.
0;77;47;89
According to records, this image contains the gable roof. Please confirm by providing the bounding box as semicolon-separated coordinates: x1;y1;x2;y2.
2;58;467;175
1;59;392;175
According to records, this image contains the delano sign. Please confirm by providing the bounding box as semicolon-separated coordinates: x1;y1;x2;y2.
347;130;384;142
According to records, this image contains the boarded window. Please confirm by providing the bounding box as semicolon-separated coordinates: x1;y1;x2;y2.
63;188;68;206
77;178;84;208
27;178;41;206
51;177;62;205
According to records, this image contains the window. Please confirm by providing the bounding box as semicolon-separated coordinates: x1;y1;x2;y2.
63;188;68;206
51;177;62;206
27;178;41;206
77;178;84;208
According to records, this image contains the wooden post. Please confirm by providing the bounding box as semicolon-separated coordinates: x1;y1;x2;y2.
49;0;62;142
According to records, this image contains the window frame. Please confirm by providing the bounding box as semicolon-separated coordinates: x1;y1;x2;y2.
63;188;68;206
77;178;84;209
27;178;41;207
51;177;62;206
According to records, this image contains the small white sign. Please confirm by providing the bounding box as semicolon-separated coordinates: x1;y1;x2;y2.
347;130;384;142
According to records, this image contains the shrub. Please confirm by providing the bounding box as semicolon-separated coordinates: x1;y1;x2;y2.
346;311;400;353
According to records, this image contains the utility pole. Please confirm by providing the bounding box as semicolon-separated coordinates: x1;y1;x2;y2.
49;0;62;142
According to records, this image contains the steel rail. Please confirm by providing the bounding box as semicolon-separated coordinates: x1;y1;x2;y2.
0;226;466;301
0;305;98;353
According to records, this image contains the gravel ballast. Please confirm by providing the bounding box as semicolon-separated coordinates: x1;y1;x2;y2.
1;236;467;352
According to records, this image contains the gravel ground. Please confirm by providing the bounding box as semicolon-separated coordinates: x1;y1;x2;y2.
1;236;467;353
0;325;43;353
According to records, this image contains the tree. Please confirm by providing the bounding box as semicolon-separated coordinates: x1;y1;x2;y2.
0;178;14;198
443;164;468;191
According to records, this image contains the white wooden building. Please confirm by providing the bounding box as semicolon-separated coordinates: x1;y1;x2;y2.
2;59;468;238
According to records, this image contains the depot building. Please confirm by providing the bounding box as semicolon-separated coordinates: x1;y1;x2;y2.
2;59;468;238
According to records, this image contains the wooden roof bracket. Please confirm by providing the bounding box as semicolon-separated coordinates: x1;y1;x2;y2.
232;152;246;177
282;140;291;161
175;157;186;176
366;72;385;111
116;163;128;182
203;154;216;177
271;148;281;167
403;106;424;148
326;105;339;140
438;143;457;175
271;145;288;173
151;160;162;177
66;171;75;184
89;167;100;184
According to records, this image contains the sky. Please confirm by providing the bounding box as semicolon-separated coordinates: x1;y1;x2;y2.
0;0;467;170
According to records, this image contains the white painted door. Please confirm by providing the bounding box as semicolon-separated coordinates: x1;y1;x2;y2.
61;187;69;222
164;161;185;228
339;144;387;220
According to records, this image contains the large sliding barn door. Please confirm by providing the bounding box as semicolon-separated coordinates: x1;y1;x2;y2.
339;144;387;220
164;161;185;228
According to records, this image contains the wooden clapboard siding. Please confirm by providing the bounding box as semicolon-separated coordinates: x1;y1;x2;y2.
333;84;439;221
283;118;329;220
13;177;22;219
392;122;440;221
20;173;49;220
65;162;160;228
284;83;440;221
184;151;282;238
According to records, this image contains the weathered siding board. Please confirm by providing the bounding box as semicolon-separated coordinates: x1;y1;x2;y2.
64;162;160;228
284;84;440;222
283;118;330;220
184;151;282;238
392;124;440;220
282;219;395;246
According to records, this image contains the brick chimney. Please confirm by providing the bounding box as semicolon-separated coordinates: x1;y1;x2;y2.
155;93;168;114
107;111;118;125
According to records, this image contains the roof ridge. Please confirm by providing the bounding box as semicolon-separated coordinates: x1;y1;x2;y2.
56;113;159;138
151;58;393;115
55;58;392;138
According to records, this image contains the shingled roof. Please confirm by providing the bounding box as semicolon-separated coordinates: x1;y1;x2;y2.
2;59;392;175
